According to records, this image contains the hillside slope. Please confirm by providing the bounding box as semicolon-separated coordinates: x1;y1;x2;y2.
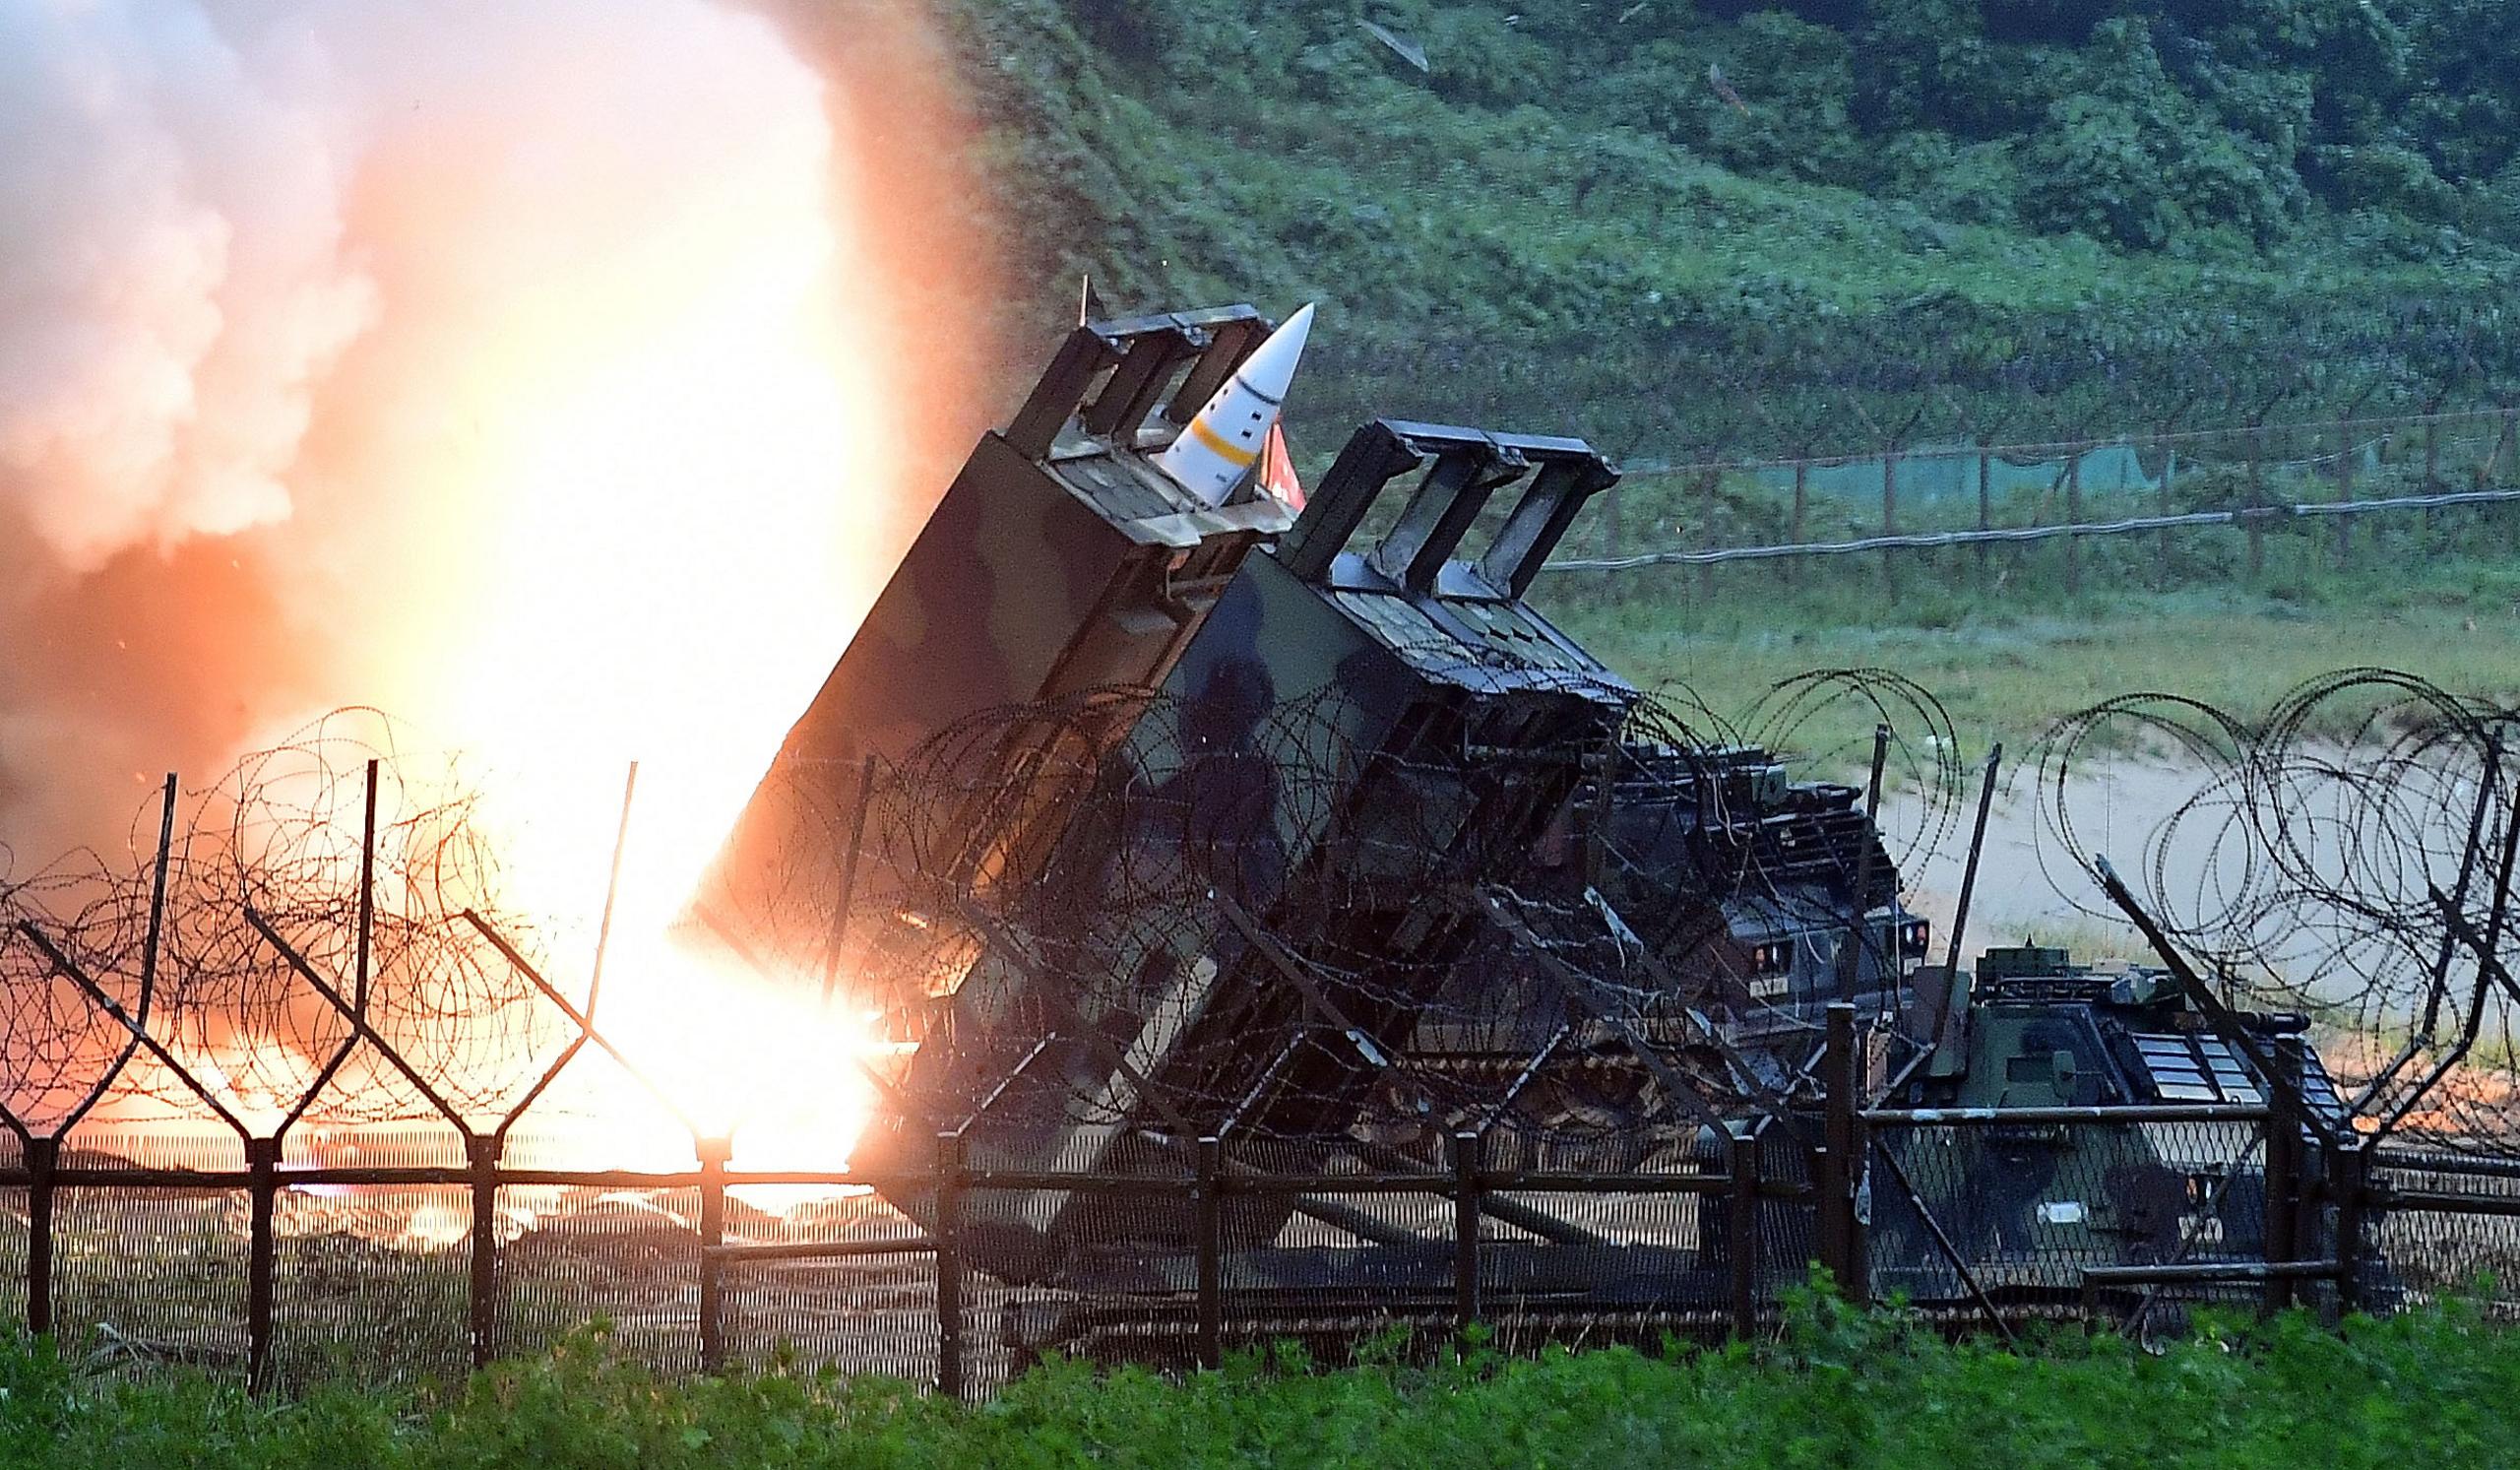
942;1;2520;462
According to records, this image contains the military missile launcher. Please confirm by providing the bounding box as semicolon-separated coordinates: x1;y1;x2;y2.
1594;744;1922;1061
704;301;2374;1341
850;418;1637;1284
703;302;1926;1304
693;305;1300;980
1396;740;1927;1168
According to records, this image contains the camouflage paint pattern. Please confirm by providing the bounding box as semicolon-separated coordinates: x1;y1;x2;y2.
690;308;1298;978
1868;951;2323;1302
856;421;1634;1279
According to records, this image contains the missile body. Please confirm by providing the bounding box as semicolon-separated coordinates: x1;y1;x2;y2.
1154;302;1313;506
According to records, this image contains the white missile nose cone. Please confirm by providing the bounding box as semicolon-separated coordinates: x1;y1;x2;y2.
1154;303;1318;507
1238;302;1314;401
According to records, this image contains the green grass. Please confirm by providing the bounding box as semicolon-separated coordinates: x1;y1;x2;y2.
1540;534;2520;764
940;4;2520;782
12;1293;2520;1468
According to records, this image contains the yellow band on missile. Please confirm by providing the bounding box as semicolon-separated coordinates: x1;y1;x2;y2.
1186;414;1262;468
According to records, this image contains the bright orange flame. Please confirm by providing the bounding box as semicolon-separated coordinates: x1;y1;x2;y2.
254;10;956;1182
28;4;1000;1202
580;936;883;1206
398;94;901;1181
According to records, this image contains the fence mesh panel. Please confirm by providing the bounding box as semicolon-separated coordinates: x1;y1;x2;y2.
500;1183;701;1374
272;1186;471;1387
1481;1130;1727;1355
1867;1118;2272;1323
2373;1156;2520;1318
719;1190;937;1380
52;1124;248;1379
51;1183;247;1379
0;1121;2514;1385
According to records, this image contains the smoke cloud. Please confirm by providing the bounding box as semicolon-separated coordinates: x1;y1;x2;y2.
0;4;375;571
0;0;1000;874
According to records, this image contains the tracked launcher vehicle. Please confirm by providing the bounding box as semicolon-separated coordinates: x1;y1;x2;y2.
850;415;1646;1288
699;300;2371;1349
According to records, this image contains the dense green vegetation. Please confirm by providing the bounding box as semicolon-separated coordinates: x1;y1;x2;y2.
931;2;2520;728
14;1296;2519;1467
943;2;2520;461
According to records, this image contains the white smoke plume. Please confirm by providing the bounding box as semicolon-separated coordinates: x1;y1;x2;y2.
0;0;1001;876
0;3;374;570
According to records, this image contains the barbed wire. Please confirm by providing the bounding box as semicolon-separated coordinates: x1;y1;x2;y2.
17;669;2520;1168
0;711;566;1136
807;668;1960;1176
2030;670;2520;1153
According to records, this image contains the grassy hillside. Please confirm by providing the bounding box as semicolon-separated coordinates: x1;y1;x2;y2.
941;2;2520;464
931;2;2520;740
1558;565;2520;757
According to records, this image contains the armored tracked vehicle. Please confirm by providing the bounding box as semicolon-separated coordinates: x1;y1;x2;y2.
1866;944;2377;1310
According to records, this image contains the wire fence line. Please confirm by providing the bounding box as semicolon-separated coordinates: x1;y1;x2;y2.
1609;406;2520;480
0;1025;2402;1396
1552;406;2520;589
1547;486;2520;572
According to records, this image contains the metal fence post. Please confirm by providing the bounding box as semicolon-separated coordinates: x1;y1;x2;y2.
1196;1136;1223;1370
2156;433;2175;587
2332;1138;2368;1315
1847;1120;1871;1310
1791;460;1810;588
2489;408;2509;546
1728;1128;1759;1338
934;1132;965;1400
1604;482;1625;604
24;1136;56;1339
1822;1003;1858;1296
2335;416;2356;566
697;1135;730;1374
1828;1004;1871;1307
468;1134;501;1369
2262;1037;2304;1315
1880;448;1900;604
246;1135;279;1393
1452;1129;1481;1335
2502;410;2519;543
1812;1143;1843;1288
1697;469;1720;606
2423;416;2443;543
2246;427;2267;583
1975;445;1992;597
2063;450;2083;598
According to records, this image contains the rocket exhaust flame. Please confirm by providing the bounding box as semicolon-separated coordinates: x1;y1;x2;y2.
0;0;998;1219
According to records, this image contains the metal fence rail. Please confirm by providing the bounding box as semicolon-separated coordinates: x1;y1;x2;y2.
6;1021;2520;1392
1547;406;2520;591
0;1139;1768;1396
1548;487;2520;571
12;655;2520;1396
